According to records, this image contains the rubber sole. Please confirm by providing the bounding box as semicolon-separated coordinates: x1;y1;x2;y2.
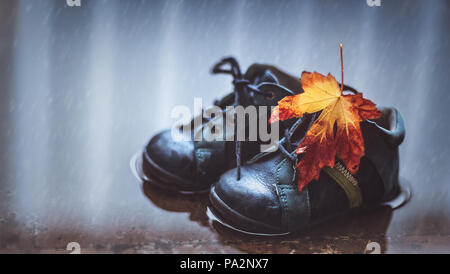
130;150;209;195
208;180;412;236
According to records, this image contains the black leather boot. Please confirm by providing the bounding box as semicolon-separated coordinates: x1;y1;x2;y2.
208;107;411;235
135;57;302;193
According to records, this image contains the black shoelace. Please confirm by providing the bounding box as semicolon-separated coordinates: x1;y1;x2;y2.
278;127;298;164
212;57;274;180
277;114;316;166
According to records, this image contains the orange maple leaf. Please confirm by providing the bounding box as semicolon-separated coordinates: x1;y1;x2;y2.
271;71;381;192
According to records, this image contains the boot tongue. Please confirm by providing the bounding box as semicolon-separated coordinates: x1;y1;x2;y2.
244;64;279;85
244;64;303;93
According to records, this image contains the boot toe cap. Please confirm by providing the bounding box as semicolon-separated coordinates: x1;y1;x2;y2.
212;168;283;231
145;129;196;181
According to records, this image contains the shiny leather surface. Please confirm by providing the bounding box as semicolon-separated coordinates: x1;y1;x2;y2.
215;153;285;228
212;107;405;232
143;65;299;190
146;129;196;180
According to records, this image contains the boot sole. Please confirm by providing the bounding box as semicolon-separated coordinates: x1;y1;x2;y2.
208;181;412;236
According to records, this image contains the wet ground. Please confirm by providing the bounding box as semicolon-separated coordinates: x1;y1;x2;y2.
0;0;449;253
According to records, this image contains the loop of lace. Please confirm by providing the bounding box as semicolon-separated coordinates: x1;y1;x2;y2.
211;57;272;180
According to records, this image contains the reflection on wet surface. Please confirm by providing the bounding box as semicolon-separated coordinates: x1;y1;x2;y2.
1;0;450;253
211;205;394;254
142;182;210;228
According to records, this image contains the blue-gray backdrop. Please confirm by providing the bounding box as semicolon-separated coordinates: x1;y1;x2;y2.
0;0;449;252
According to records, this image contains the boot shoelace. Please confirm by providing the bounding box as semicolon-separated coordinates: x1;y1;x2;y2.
278;115;313;166
185;58;358;182
278;127;298;164
212;57;275;180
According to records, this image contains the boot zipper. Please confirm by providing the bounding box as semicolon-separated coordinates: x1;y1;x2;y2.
323;162;362;209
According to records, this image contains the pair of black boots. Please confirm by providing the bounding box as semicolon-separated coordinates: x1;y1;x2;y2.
135;58;410;236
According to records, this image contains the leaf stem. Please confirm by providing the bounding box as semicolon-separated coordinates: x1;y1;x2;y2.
340;43;344;92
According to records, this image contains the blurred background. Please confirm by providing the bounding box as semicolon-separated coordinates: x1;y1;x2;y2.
0;0;449;253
